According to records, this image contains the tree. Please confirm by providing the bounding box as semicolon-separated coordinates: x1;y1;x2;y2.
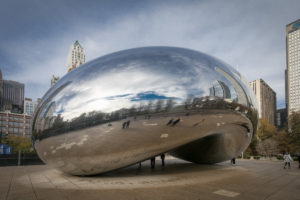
247;135;258;156
5;135;32;153
289;112;300;154
165;98;174;111
257;118;277;140
247;118;278;156
275;129;292;154
155;99;164;112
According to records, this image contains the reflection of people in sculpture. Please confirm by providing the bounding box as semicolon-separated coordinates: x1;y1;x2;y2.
126;120;130;128
172;118;180;126
147;115;151;120
166;119;173;126
122;120;131;129
161;154;165;167
122;122;126;129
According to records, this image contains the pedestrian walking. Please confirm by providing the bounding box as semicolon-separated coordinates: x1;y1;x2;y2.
283;152;293;169
298;155;300;169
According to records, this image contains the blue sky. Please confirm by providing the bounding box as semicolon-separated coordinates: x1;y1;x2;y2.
0;0;299;108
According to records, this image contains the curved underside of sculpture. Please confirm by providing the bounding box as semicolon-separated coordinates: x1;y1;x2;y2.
32;47;258;175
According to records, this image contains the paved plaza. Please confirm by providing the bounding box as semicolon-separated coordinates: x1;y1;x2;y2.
0;158;299;200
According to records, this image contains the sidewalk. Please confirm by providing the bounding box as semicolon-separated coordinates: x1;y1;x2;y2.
0;159;299;200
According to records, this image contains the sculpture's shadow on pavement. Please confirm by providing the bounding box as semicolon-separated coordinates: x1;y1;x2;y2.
97;159;231;178
12;159;248;200
51;159;242;190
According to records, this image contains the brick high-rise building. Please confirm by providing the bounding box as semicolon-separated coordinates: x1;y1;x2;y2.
0;112;31;138
249;79;276;125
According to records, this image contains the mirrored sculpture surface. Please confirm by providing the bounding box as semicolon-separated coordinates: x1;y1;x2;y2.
32;47;258;175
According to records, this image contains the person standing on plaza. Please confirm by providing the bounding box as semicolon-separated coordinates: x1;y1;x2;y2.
161;154;165;167
150;157;155;169
283;152;293;169
231;157;236;165
298;155;300;169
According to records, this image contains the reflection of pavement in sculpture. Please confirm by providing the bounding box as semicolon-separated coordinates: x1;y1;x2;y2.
32;47;258;175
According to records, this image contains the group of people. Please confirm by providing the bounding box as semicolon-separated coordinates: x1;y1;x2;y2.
138;154;165;169
122;120;131;129
230;153;300;169
138;153;300;170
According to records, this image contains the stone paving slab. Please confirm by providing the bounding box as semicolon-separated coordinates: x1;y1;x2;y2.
0;158;299;200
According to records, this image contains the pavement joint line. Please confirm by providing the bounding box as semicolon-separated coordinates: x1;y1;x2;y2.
60;173;81;190
5;169;14;200
2;160;300;199
28;170;38;200
44;173;71;200
263;176;298;200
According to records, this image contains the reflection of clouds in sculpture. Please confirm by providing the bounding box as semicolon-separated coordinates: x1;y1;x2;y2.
32;47;258;175
53;70;183;120
52;59;214;120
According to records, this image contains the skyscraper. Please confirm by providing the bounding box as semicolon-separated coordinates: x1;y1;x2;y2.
2;80;24;114
286;19;300;116
24;98;38;116
0;69;3;110
67;40;86;72
249;79;276;125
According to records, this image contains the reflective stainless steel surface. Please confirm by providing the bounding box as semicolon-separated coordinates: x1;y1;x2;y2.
32;46;258;175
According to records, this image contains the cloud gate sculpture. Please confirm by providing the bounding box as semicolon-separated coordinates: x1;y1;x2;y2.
32;46;258;175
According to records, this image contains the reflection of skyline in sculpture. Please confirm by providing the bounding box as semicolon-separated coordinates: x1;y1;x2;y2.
32;47;258;175
209;80;231;99
33;81;70;134
215;67;251;107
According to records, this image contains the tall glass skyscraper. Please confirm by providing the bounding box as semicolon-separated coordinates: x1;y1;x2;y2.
286;19;300;116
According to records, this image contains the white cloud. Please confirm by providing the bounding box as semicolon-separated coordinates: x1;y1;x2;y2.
2;0;300;108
